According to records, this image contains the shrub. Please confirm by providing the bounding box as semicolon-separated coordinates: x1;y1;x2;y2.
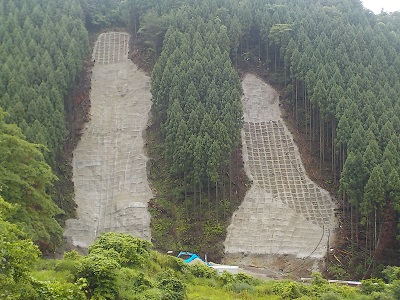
230;282;255;293
154;252;188;273
77;249;121;299
220;270;235;285
382;266;400;283
361;278;386;294
31;278;86;300
272;281;302;299
63;250;83;261
312;272;328;286
327;264;349;280
188;263;218;279
55;259;81;277
390;280;400;300
370;291;395;300
115;268;154;299
0;275;38;300
34;259;58;271
156;270;186;300
203;221;224;239
235;272;260;286
89;232;152;268
320;292;343;300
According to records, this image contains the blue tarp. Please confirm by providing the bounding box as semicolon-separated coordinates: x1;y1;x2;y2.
177;251;210;265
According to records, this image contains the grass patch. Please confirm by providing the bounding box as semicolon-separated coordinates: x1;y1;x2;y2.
187;281;280;300
31;269;74;283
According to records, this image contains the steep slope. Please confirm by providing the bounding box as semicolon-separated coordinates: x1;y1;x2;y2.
224;74;336;271
64;32;152;248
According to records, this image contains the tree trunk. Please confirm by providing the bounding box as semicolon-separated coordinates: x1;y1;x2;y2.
229;155;232;211
350;201;354;248
208;177;211;218
193;180;197;220
319;110;324;172
222;173;226;218
184;172;187;202
199;182;202;218
215;180;219;222
332;120;336;182
309;101;313;150
374;207;377;254
304;81;308;140
295;79;298;125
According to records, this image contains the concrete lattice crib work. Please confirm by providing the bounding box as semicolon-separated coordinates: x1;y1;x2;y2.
64;32;152;248
224;74;336;270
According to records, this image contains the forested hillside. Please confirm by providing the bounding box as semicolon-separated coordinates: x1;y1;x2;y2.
151;21;243;193
0;0;89;251
6;0;395;274
130;0;400;274
0;0;89;164
2;0;400;297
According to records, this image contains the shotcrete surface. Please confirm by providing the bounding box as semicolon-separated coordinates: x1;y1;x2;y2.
224;74;336;272
64;32;152;248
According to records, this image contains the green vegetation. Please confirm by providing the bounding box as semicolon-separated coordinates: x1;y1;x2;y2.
262;1;400;275
146;2;246;258
0;0;89;166
4;230;400;299
0;109;63;250
127;0;400;273
0;0;89;251
2;0;400;297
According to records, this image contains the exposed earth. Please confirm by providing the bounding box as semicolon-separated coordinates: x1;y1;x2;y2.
64;32;152;248
222;74;336;278
64;32;337;278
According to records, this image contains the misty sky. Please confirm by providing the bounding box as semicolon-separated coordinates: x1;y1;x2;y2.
362;0;400;14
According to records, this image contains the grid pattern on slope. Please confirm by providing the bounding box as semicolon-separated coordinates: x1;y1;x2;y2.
69;68;153;243
92;32;130;64
64;32;153;248
244;120;334;227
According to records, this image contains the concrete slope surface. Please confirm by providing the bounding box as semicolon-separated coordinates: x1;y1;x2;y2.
224;74;336;268
64;32;152;248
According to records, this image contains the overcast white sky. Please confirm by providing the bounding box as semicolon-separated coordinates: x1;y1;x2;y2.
361;0;400;14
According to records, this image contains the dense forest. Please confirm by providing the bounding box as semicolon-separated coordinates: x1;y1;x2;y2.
2;0;400;298
0;0;89;251
132;0;400;275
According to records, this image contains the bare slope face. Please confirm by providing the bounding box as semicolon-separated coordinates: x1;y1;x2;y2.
64;32;152;248
224;74;336;267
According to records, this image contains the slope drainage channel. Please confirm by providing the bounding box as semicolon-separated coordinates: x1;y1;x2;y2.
224;74;336;273
64;32;152;248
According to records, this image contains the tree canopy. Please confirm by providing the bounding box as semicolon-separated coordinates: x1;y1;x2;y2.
131;0;400;274
0;109;63;250
2;0;400;284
